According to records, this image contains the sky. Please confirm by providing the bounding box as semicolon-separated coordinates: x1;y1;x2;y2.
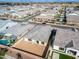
0;0;79;2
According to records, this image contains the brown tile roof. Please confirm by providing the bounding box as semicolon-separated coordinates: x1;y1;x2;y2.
12;38;47;57
6;46;43;59
0;45;43;59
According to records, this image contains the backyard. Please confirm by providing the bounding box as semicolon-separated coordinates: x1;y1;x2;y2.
59;53;75;59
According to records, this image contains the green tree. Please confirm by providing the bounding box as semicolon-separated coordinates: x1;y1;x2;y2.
54;13;61;21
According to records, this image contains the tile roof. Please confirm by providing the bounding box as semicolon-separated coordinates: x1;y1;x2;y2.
12;38;46;57
25;25;53;42
54;28;79;50
2;22;36;37
67;13;79;23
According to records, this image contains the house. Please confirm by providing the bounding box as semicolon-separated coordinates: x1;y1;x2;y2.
30;10;58;24
53;28;79;56
0;20;17;32
2;22;36;38
12;25;53;58
67;11;79;26
0;44;43;59
4;45;44;59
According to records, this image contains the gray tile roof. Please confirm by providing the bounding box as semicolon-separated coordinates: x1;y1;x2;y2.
2;22;36;37
67;14;79;22
54;28;79;50
2;22;53;43
0;20;9;28
24;25;53;42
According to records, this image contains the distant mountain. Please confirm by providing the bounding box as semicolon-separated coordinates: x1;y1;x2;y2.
0;0;79;2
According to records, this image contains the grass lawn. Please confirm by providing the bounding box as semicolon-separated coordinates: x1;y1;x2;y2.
59;54;75;59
